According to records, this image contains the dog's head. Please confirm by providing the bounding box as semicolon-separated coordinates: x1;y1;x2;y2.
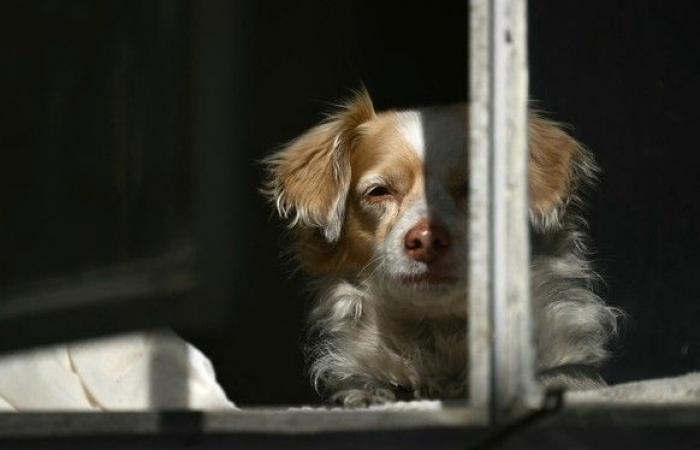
264;91;594;309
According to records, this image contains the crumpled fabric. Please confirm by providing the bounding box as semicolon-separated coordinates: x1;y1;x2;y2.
0;330;236;411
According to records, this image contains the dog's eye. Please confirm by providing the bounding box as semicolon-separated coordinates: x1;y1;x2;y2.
365;185;392;199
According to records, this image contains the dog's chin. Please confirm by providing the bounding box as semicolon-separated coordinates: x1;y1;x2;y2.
397;272;460;290
381;268;466;299
374;271;467;317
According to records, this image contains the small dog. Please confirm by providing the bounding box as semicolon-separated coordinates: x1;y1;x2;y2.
264;90;619;407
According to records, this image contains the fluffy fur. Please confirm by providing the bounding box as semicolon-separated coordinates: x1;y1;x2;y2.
263;91;620;407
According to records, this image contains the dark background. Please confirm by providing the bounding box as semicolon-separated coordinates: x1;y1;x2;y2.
529;1;700;384
1;0;699;406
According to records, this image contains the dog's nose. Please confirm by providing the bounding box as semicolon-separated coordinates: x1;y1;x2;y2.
404;220;450;263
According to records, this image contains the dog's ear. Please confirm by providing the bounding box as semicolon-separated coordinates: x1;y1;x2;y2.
263;90;375;242
528;114;597;229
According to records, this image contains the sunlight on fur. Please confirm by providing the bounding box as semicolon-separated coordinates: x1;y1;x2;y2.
263;90;621;407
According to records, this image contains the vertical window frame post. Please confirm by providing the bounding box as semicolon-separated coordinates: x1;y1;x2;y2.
469;0;540;423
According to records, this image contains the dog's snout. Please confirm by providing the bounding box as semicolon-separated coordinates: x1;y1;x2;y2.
404;220;450;263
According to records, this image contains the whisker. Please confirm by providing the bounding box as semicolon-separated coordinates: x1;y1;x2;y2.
356;255;382;280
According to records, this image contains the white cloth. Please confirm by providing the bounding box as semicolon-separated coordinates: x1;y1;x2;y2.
0;330;236;411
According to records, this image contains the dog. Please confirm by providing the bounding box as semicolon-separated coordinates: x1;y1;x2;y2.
263;90;619;407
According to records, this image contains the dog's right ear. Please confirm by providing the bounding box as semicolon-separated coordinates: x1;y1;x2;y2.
262;90;375;242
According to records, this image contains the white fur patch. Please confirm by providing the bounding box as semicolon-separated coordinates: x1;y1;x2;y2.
395;111;425;159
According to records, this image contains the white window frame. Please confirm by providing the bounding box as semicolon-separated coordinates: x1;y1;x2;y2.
468;0;538;423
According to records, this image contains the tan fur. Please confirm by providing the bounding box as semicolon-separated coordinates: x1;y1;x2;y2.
529;114;593;224
262;90;375;244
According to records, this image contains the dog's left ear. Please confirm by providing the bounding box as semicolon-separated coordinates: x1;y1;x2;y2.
263;90;375;242
528;114;597;228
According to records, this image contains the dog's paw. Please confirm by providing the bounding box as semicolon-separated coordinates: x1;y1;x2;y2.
331;387;397;408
